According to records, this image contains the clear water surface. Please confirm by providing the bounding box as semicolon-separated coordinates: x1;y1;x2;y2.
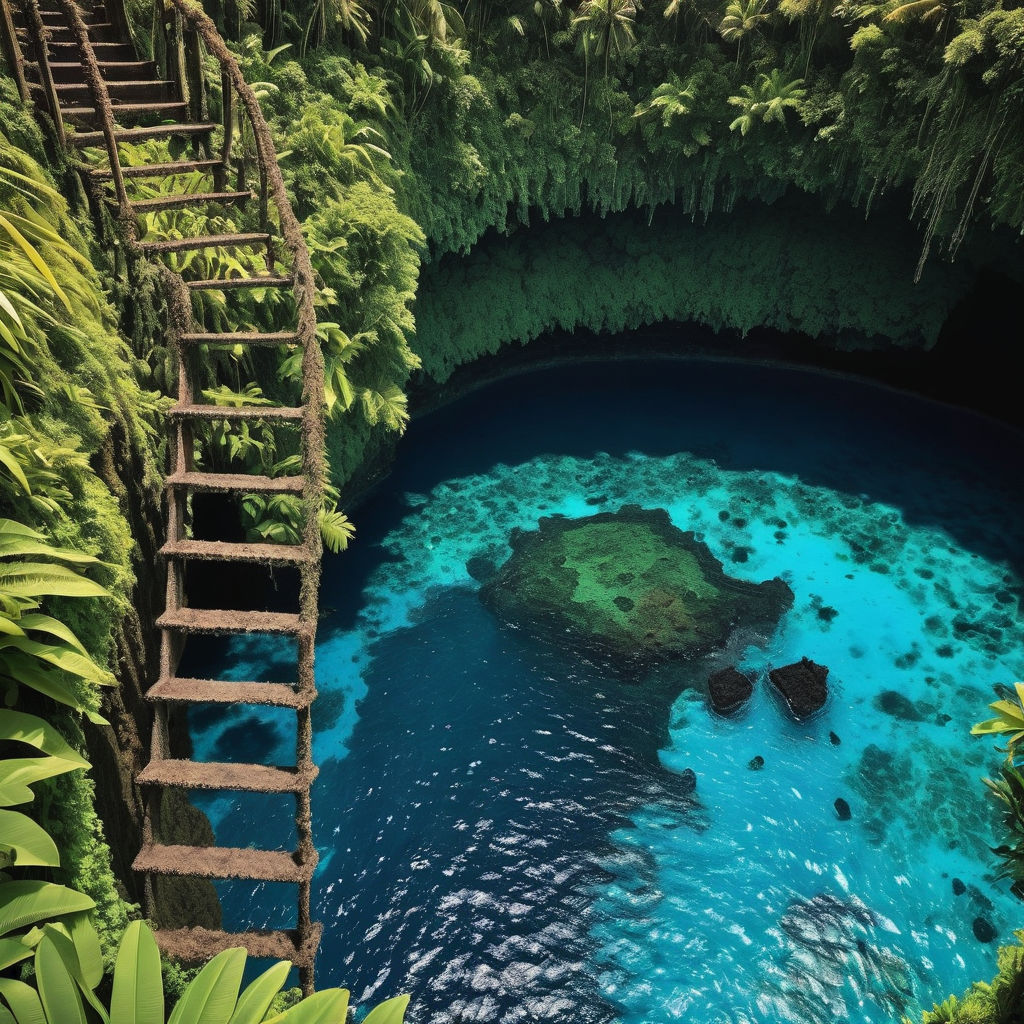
187;358;1024;1024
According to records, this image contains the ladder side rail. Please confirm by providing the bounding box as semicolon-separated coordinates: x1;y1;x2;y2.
23;0;65;147
0;0;29;103
51;0;130;214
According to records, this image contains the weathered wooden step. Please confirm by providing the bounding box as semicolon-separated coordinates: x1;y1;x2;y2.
134;844;317;883
179;330;299;347
164;470;305;493
152;924;322;967
70;121;216;147
42;40;135;60
128;190;250;212
160;539;312;565
156;607;306;636
187;274;292;290
138;232;270;256
40;59;156;82
55;80;175;102
147;676;312;709
18;21;119;41
88;158;222;180
61;101;189;126
168;403;303;422
138;758;317;793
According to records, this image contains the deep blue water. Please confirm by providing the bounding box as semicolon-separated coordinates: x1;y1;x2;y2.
188;358;1024;1023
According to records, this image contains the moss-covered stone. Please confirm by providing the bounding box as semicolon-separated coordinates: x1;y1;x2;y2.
479;506;793;670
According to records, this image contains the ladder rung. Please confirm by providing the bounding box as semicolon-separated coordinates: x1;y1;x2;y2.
156;608;307;636
138;232;271;256
61;101;188;121
160;539;311;565
127;190;251;212
88;159;223;180
167;404;303;421
133;843;316;883
153;924;322;967
179;330;299;346
137;758;317;793
147;677;312;709
70;122;217;147
186;274;292;290
164;471;305;493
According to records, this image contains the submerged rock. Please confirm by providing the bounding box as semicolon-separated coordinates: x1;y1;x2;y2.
765;893;915;1023
708;667;754;715
873;690;925;721
952;878;966;896
769;658;829;719
829;731;841;746
834;797;851;821
748;755;765;771
973;917;997;943
479;506;793;671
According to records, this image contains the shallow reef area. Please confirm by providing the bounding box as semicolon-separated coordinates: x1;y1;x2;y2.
478;505;793;670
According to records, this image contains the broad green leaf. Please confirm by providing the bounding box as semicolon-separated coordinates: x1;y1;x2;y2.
2;641;114;688
15;615;89;655
0;1007;14;1024
263;989;350;1024
35;934;86;1024
0;977;46;1024
0;809;59;866
0;652;97;718
40;925;108;1022
0;216;71;311
110;921;163;1024
0;882;94;937
362;994;410;1024
0;616;25;637
0;712;88;767
0;449;30;496
0;937;32;972
167;948;246;1024
65;913;103;990
0;563;108;600
0;756;87;807
0;526;101;566
226;962;290;1024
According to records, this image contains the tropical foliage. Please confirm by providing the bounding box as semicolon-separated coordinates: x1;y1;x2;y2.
0;918;410;1023
910;931;1024;1024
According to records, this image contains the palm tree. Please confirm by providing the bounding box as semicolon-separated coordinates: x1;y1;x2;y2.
718;0;771;63
635;76;697;126
727;69;805;134
571;0;638;81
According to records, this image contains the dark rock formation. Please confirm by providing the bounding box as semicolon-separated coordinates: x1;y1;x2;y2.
829;731;841;746
708;667;754;715
479;506;793;671
952;878;966;896
749;755;765;771
972;917;997;943
769;658;829;719
679;768;697;793
834;797;851;821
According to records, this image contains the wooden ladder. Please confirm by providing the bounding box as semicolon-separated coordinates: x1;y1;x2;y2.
1;0;326;992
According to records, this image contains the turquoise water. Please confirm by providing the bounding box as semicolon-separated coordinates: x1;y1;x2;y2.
188;360;1024;1023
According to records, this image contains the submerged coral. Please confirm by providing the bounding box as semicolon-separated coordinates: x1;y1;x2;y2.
478;506;793;671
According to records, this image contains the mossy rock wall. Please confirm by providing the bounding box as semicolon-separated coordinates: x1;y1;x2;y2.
411;194;1000;387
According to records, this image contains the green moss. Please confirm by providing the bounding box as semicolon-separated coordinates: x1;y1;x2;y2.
479;506;793;667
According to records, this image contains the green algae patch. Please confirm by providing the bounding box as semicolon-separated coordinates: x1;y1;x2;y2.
479;506;793;668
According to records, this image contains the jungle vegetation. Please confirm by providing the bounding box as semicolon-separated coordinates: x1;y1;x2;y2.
0;0;1023;1013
